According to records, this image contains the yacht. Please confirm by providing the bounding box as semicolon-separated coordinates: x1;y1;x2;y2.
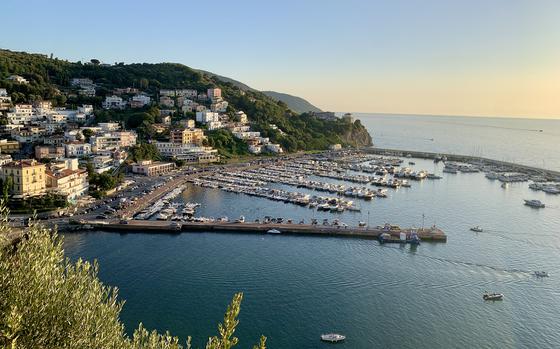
524;199;545;208
483;292;504;301
235;215;246;223
321;334;346;343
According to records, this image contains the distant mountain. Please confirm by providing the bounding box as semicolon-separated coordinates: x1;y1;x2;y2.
261;91;322;114
197;70;321;114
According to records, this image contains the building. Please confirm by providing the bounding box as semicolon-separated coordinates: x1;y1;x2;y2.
33;100;52;114
342;113;354;123
90;131;137;152
6;104;33;124
131;160;175;176
207;88;221;100
170;128;205;145
130;94;151;108
102;96;126;109
210;100;229;113
266;144;284;153
98;122;121;132
78;104;94;115
179;119;196;128
207;120;223;131
35;145;65;160
7;75;29;84
0;139;20;154
159;96;175;108
0;154;12;167
329;144;342;150
46;168;89;201
236;111;248;124
0;160;46;198
195;111;219;124
0;94;11;111
65;141;92;157
0;88;7;97
248;145;262;154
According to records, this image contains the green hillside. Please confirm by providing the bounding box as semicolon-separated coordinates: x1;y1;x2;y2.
0;49;372;152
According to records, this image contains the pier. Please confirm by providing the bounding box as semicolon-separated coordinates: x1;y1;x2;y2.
82;220;448;242
362;147;560;178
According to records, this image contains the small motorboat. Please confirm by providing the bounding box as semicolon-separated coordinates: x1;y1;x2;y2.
358;221;367;227
470;226;483;232
534;271;549;278
267;229;281;234
524;199;545;208
321;333;346;343
483;292;504;301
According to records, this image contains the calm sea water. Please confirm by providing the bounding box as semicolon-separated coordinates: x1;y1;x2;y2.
64;115;560;348
358;114;560;171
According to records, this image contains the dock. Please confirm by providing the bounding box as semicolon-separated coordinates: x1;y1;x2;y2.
81;220;447;242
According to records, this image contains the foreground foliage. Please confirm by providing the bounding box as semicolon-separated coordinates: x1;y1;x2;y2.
0;205;266;349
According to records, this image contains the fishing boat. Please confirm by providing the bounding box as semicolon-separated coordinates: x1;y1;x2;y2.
524;199;545;208
267;229;281;234
483;292;504;301
470;226;483;232
321;333;346;343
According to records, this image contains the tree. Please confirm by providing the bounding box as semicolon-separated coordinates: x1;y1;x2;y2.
90;58;100;65
0;203;267;349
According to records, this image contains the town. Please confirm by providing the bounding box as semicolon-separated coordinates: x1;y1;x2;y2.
0;73;289;213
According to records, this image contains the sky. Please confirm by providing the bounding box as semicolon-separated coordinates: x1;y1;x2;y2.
2;0;559;119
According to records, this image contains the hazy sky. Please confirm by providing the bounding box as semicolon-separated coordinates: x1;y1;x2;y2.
2;0;559;118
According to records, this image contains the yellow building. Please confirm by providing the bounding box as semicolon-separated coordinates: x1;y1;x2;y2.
170;128;205;145
1;160;46;198
0;139;20;154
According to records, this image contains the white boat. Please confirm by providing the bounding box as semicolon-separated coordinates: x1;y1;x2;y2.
321;333;346;343
524;199;545;208
470;226;483;232
235;215;245;223
267;229;281;234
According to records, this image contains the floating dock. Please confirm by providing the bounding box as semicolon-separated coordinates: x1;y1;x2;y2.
81;220;447;242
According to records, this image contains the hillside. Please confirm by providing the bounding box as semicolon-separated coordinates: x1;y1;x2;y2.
262;91;321;113
197;70;322;114
0;49;372;152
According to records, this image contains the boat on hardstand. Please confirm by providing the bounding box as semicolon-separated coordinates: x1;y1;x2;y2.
483;292;504;301
321;333;346;343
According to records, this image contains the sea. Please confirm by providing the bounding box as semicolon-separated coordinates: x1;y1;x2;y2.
64;114;560;348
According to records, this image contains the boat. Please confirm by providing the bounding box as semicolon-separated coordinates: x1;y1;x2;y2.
524;199;545;208
470;226;483;232
358;221;367;227
321;333;346;343
235;215;245;223
483;292;504;301
534;271;549;278
427;173;442;179
267;229;281;234
408;161;415;165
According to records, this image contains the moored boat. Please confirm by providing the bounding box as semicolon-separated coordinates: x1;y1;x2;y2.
524;199;545;208
321;333;346;343
483;292;504;301
267;229;281;234
470;226;483;232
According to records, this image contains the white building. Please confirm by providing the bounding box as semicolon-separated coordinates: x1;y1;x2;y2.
195;111;219;124
46;113;67;124
210;100;228;113
78;104;94;115
0;88;7;97
233;131;261;139
102;95;126;109
65;142;92;157
266;144;283;153
207;120;224;131
248;145;262;154
98;122;121;132
131;94;151;107
6;104;33;124
7;75;29;84
236;111;248;124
